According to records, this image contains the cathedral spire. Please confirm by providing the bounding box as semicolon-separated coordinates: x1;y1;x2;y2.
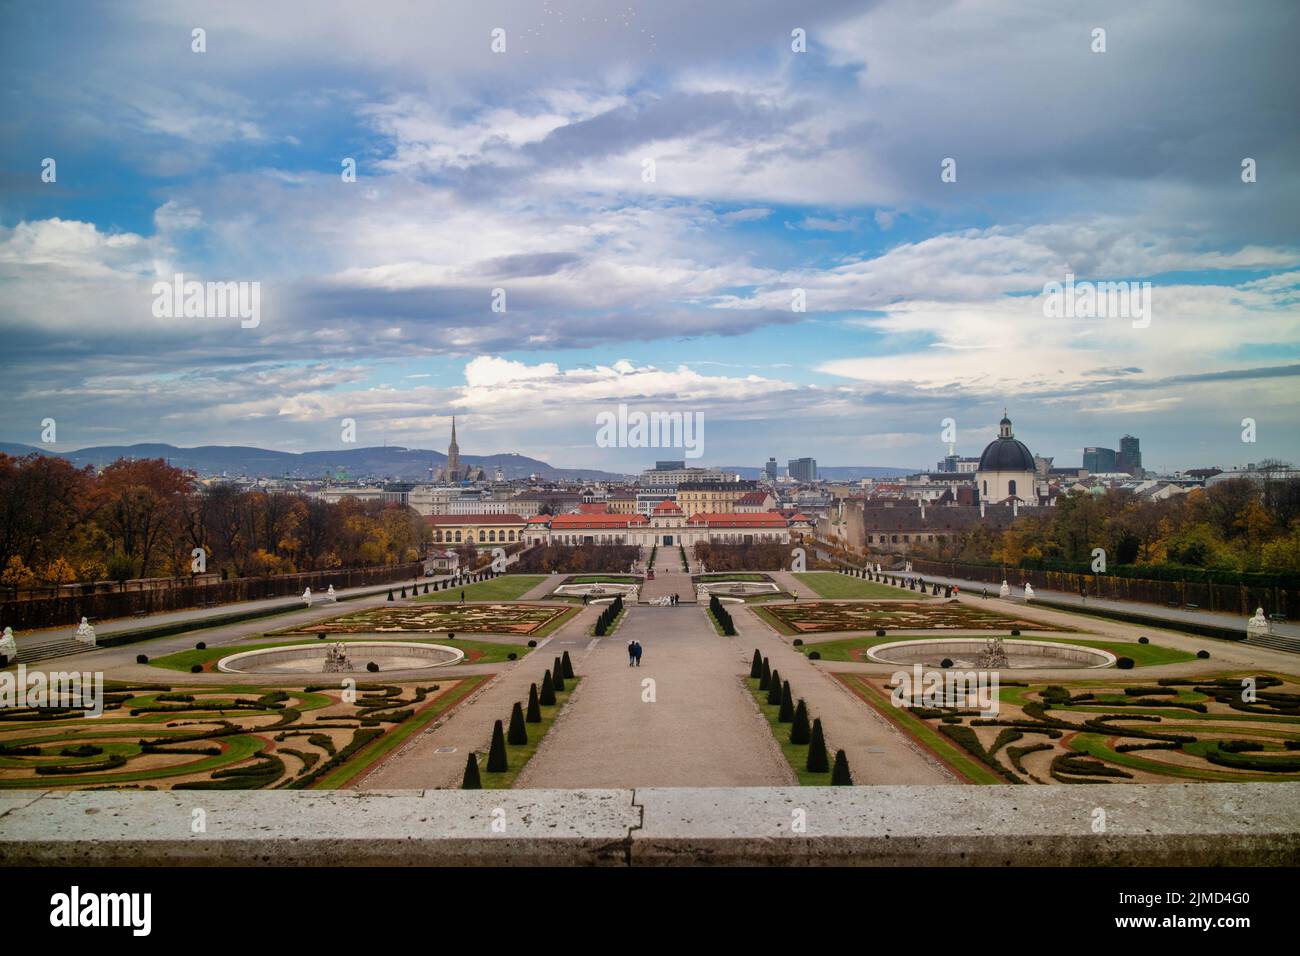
446;415;461;482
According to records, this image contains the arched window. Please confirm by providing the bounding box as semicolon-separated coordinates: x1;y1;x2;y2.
1008;479;1017;497
478;531;486;543
983;480;988;496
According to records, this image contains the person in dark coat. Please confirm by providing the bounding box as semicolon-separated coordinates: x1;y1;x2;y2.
632;641;643;666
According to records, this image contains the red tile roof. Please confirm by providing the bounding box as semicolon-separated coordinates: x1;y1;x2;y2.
687;512;789;528
652;500;683;514
549;513;648;529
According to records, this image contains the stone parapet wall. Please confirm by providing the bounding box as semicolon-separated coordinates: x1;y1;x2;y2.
3;784;1297;867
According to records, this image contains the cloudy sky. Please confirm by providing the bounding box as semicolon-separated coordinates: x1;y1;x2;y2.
1;0;1297;473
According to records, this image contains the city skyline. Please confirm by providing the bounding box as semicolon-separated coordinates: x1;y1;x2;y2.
2;1;1298;472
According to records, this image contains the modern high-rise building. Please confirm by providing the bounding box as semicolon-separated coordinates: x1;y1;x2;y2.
1083;446;1117;473
764;457;778;480
1118;435;1142;476
788;457;818;482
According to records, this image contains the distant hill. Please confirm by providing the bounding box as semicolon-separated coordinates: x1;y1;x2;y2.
724;465;918;481
0;442;625;482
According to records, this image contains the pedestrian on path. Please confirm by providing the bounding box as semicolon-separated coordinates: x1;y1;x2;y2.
633;640;643;666
460;590;465;603
628;640;636;666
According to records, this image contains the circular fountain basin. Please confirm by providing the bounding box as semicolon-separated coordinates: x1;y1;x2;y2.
866;638;1115;669
552;582;639;601
696;581;779;596
217;641;465;674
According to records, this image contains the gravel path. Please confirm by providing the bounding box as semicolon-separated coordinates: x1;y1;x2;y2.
517;604;793;788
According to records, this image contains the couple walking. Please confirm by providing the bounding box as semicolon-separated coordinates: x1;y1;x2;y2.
626;640;644;666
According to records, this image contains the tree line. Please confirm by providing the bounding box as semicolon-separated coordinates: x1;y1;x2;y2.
917;476;1300;577
0;453;431;589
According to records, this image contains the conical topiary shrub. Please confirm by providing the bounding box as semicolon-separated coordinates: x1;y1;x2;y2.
806;718;829;773
540;669;557;705
526;683;541;722
507;701;528;745
778;681;794;722
562;651;574;679
759;657;771;690
831;749;852;786
401;585;407;598
552;657;566;692
750;649;763;679
462;752;481;789
486;719;508;772
767;668;782;705
387;589;394;601
790;699;810;744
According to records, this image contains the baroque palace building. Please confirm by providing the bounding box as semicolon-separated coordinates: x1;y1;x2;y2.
428;500;812;547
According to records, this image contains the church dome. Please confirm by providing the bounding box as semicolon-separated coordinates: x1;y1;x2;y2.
978;412;1035;472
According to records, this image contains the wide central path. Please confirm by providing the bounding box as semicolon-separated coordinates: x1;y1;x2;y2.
517;604;793;788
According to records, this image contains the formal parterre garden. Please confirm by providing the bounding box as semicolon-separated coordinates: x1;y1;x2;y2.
285;602;575;637
757;600;1061;635
0;676;486;790
839;671;1300;785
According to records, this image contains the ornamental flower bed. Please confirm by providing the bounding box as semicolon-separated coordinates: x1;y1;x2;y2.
291;603;568;636
764;601;1053;634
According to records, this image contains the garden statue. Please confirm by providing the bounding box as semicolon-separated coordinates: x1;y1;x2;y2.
327;584;338;601
322;642;354;673
978;636;1008;670
0;626;17;661
999;579;1011;600
302;587;313;606
1247;607;1272;638
74;616;96;646
1023;583;1035;601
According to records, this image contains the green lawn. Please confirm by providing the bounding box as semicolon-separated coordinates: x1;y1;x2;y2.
794;633;1194;668
477;678;580;789
1062;638;1196;667
566;575;641;585
793;571;918;600
417;575;547;602
695;572;771;583
745;678;833;785
149;636;532;672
